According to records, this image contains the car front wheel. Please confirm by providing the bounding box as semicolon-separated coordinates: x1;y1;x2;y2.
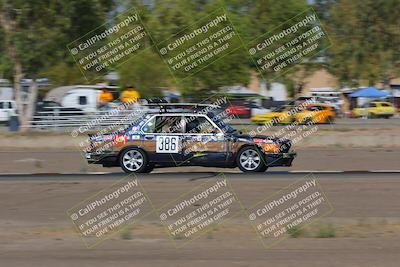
236;147;267;172
119;148;149;173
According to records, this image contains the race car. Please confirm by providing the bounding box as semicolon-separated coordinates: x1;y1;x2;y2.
250;105;296;125
295;103;336;124
85;103;296;173
352;101;396;119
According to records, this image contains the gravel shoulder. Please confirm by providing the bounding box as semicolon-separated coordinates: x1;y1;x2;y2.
1;175;400;266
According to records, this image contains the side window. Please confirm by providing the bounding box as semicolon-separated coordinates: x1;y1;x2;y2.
79;96;87;105
141;116;156;133
0;102;3;109
141;116;183;133
381;103;390;107
369;103;376;108
185;116;218;134
156;116;182;133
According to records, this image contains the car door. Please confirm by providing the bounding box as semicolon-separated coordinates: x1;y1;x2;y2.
181;114;228;165
140;115;184;163
0;102;7;122
380;103;394;115
0;101;14;122
368;103;377;116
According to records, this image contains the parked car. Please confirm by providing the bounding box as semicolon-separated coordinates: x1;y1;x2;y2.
35;101;85;117
295;104;336;124
249;104;271;116
251;105;296;125
352;101;396;119
226;105;250;118
86;103;296;173
0;100;18;124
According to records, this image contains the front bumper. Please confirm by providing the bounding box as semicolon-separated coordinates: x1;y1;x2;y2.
264;152;296;167
86;152;118;167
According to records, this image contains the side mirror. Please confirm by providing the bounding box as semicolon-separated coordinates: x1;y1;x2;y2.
213;129;220;134
215;132;224;138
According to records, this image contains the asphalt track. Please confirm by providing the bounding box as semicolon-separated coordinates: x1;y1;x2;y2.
0;171;398;181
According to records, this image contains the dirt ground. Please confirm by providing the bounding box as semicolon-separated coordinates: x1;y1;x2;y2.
1;174;400;266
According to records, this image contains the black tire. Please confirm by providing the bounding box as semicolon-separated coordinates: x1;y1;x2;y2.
325;116;334;124
236;146;267;173
303;117;313;125
119;148;149;173
142;164;154;173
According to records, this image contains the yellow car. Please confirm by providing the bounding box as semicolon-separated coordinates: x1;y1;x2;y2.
353;101;396;118
251;105;295;125
295;104;336;124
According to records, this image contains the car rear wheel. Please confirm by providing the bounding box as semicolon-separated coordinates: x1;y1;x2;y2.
119;148;149;173
325;116;334;124
303;117;313;125
237;147;267;172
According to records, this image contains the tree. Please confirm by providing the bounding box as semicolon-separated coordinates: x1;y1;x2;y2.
326;0;400;87
0;0;114;130
117;49;169;97
243;0;318;98
146;0;253;98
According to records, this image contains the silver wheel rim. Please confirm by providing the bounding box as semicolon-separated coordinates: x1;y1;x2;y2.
239;149;261;171
122;150;144;171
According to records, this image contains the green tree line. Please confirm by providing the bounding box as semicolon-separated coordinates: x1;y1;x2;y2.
0;0;399;102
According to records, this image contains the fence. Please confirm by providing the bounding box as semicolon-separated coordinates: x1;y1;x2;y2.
23;109;146;132
21;108;248;132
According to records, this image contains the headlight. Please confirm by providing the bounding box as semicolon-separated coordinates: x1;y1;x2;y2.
262;143;280;153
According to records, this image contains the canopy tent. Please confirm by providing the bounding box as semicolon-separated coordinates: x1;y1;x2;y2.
349;87;390;98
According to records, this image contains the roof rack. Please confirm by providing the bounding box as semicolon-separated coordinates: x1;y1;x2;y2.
143;102;221;113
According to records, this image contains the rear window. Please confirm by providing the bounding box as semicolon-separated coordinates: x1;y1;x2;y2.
142;116;183;133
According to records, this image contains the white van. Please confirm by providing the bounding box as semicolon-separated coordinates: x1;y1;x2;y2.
61;88;101;113
46;85;118;113
0;100;17;123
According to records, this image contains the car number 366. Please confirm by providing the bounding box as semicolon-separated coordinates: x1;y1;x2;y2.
156;136;179;153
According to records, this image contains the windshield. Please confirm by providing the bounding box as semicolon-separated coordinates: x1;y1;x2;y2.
207;111;237;134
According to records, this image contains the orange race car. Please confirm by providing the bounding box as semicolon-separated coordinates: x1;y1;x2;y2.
295;103;336;124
